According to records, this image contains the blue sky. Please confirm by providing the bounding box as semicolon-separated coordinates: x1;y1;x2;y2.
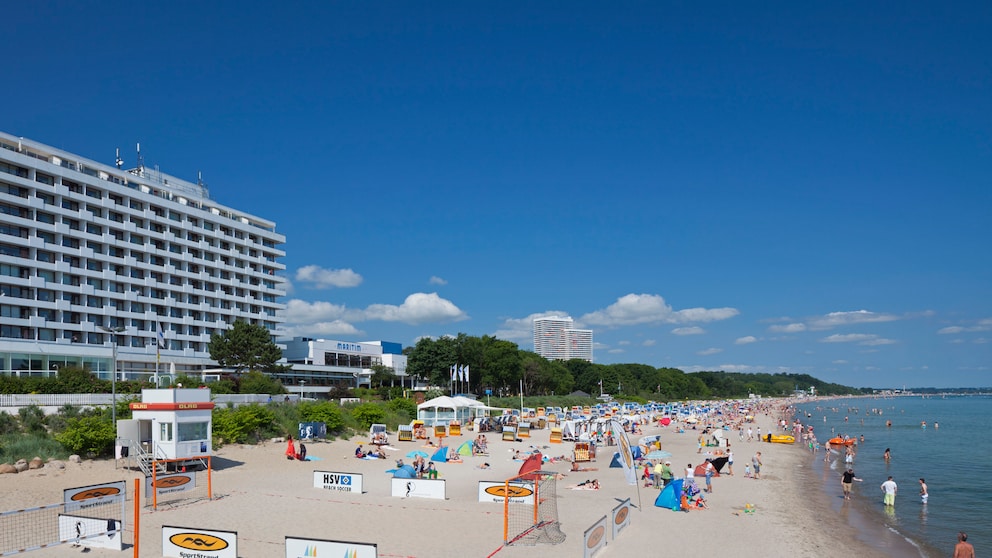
4;2;990;388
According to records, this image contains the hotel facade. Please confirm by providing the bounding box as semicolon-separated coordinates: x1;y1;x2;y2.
0;131;293;383
533;315;593;362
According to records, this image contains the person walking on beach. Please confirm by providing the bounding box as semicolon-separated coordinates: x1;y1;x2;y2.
841;468;861;500
881;476;898;506
703;459;715;493
752;452;762;479
919;478;928;504
727;449;734;476
953;532;975;558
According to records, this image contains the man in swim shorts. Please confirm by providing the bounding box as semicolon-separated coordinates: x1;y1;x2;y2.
880;476;897;506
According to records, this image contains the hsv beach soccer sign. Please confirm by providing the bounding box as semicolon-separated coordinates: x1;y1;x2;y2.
312;470;363;493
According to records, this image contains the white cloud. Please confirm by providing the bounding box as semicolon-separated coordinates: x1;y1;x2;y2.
769;323;806;333
832;359;848;364
807;310;899;330
861;338;897;346
697;347;723;356
672;326;705;336
819;333;895;346
642;339;657;347
820;333;878;343
295;265;363;289
608;348;625;354
735;336;758;345
365;293;468;325
494;311;571;341
580;294;738;327
937;318;992;334
429;276;447;286
281;292;466;331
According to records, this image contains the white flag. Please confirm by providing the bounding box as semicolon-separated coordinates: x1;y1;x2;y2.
464;365;470;383
610;419;637;485
450;364;456;381
157;322;165;349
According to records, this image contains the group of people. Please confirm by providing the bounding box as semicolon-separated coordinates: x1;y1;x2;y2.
409;454;438;479
473;434;489;455
354;444;387;459
285;435;307;461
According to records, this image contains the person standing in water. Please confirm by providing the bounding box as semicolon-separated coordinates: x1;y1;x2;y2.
919;478;928;504
953;532;974;558
883;448;891;462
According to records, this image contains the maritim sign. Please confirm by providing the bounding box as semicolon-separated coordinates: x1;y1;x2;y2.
312;470;363;493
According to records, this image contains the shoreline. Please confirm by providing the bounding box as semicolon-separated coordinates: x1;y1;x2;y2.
0;397;923;557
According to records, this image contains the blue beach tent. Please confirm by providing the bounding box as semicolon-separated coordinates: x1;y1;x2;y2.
655;479;684;510
392;464;416;478
431;446;449;463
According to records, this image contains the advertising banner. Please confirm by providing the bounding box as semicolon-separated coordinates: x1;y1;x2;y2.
286;536;376;558
63;481;126;511
390;478;445;500
312;471;363;493
611;498;632;539
583;515;607;558
477;481;535;504
146;472;196;497
58;515;123;550
162;526;237;558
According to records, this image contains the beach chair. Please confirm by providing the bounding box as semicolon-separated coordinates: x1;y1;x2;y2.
549;428;563;444
502;426;517;442
517;422;531;439
398;425;414;442
448;421;461;436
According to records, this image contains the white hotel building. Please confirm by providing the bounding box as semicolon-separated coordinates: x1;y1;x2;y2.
533;315;593;362
0;131;288;382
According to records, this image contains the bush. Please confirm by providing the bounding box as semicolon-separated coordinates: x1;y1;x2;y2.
386;398;417;419
55;416;115;456
351;403;386;430
212;404;276;445
298;402;345;433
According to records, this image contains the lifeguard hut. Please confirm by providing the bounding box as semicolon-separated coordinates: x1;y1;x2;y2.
118;388;213;474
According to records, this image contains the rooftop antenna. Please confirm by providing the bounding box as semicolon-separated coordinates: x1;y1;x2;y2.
197;170;203;187
115;148;123;169
136;142;144;174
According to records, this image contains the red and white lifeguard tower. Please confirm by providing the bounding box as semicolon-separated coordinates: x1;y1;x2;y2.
118;388;213;474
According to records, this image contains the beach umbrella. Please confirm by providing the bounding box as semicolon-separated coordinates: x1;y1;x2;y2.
406;450;429;458
660;417;672;426
646;450;672;460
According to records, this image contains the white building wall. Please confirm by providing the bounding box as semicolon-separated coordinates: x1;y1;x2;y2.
0;132;286;379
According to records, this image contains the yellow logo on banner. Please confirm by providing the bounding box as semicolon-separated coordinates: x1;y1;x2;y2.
70;487;122;501
484;485;534;498
154;476;191;489
169;533;229;551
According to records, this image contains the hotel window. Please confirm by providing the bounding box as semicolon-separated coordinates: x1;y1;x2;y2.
61;199;79;211
36;192;54;204
2;181;29;198
62;217;80;230
86;223;102;235
35;172;55;185
36;250;55;262
129;200;143;210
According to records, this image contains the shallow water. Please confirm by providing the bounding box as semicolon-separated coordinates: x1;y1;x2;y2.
796;395;992;557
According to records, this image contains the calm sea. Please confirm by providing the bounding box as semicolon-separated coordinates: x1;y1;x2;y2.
795;395;991;557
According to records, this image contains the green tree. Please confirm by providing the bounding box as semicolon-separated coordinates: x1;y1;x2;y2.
238;370;287;395
370;364;396;388
208;320;283;375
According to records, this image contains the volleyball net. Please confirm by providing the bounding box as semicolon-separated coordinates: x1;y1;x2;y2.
502;470;565;546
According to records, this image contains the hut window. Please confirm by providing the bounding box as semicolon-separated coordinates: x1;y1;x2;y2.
160;422;173;442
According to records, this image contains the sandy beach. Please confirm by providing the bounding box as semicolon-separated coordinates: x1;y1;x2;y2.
0;400;899;558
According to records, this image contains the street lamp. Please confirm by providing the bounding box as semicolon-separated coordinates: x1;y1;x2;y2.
299;379;306;401
99;325;125;429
